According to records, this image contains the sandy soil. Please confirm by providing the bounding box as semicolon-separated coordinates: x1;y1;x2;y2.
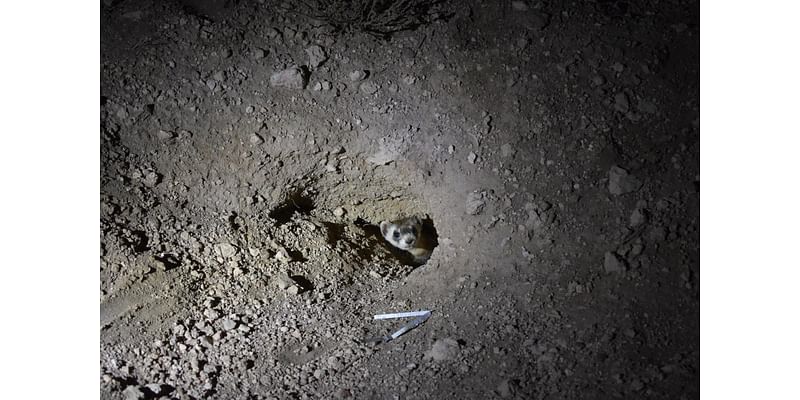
100;0;699;398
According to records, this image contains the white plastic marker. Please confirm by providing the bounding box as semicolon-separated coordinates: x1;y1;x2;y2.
364;310;432;344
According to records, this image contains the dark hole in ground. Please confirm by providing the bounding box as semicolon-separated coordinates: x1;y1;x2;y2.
268;192;315;225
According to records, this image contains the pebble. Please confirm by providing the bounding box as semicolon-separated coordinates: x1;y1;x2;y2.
333;207;346;217
608;165;642;195
467;152;478;164
349;70;368;82
423;338;461;362
270;66;308;90
604;251;626;273
465;191;486;215
305;45;328;68
253;48;267;59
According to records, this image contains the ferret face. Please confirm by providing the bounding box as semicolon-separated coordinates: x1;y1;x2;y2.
380;217;421;251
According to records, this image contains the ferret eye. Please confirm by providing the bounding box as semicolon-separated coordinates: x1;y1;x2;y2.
392;231;400;239
411;227;417;235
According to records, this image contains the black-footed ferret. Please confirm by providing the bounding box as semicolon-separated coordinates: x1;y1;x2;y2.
380;216;433;264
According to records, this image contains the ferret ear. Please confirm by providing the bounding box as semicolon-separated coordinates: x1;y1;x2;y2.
411;216;422;225
380;221;389;236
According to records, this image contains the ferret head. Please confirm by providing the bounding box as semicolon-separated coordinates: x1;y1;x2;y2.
380;216;422;251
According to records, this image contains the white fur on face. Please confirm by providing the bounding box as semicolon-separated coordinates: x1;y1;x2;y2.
381;220;419;250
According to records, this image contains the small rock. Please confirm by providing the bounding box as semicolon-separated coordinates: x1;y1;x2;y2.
253;48;267;59
604;251;626;273
592;75;606;85
496;379;519;398
198;335;214;347
467;152;478;164
511;1;529;11
270;66;308;90
249;133;264;145
614;92;630;112
216;243;237;258
204;309;221;320
305;45;327;68
366;147;398;165
333;207;346;217
213;71;226;82
222;318;237;331
424;338;461;362
465;191;486;215
156;129;176;140
500;143;516;158
349;70;368;82
630;208;647;227
122;385;146;400
360;81;379;95
608;165;642;195
144;383;163;396
321;80;332;91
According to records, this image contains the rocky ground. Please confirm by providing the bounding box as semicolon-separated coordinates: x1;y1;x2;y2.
100;0;699;398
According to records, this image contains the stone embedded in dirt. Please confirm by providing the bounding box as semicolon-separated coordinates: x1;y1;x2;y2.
468;152;478;164
496;379;519;398
349;70;368;82
143;171;160;187
424;338;461;362
305;45;328;68
366;147;398;165
269;66;308;90
213;71;226;82
253;48;267;59
630;208;647;227
608;166;642;195
360;81;379;95
222;318;237;331
249;133;264;145
216;243;237;258
156;129;176;140
122;385;146;400
501;143;516;158
592;74;606;85
511;1;529;11
333;207;346;217
204;309;221;320
614;92;630;112
604;251;626;273
466;191;486;215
